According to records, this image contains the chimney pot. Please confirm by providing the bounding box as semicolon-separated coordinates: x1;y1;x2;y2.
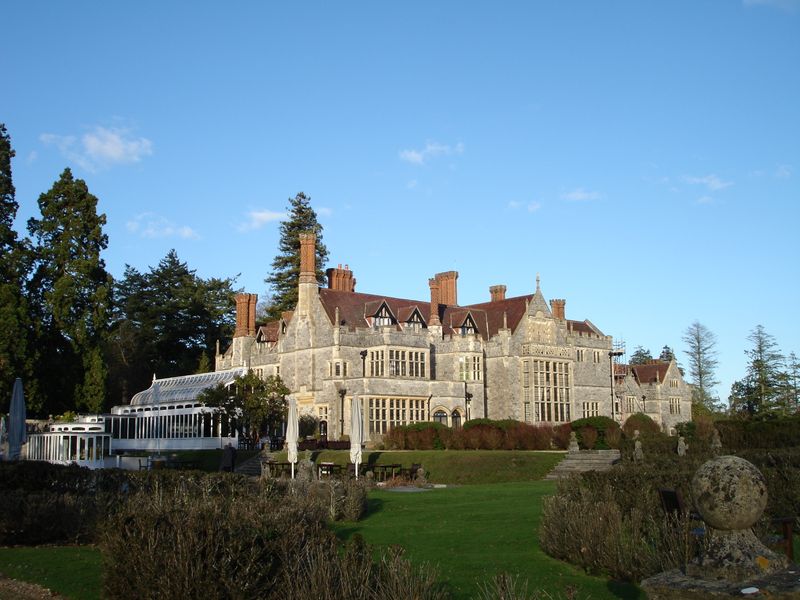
489;285;507;302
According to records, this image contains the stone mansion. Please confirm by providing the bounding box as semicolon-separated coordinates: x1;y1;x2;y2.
211;233;692;442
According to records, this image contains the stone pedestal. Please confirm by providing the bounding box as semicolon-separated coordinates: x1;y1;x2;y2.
641;456;795;598
642;566;800;599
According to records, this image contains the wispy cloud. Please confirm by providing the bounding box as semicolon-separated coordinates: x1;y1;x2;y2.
683;174;733;191
775;164;793;178
507;200;543;212
399;141;464;165
561;188;603;201
238;209;285;232
743;0;799;12
316;206;333;217
406;179;418;190
697;196;715;205
40;126;152;172
127;213;199;239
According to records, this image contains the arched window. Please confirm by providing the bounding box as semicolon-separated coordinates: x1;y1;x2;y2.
433;410;447;424
451;411;461;429
319;420;328;438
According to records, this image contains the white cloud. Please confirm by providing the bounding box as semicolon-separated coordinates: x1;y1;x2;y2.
406;179;418;189
561;188;603;201
697;196;715;204
775;164;793;179
316;206;333;217
507;200;522;209
527;202;542;212
40;126;152;172
127;213;199;239
399;141;464;165
683;174;733;191
26;150;38;164
238;209;285;232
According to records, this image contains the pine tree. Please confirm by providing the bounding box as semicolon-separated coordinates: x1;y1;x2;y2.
27;168;111;414
0;123;34;410
729;325;785;417
682;321;720;410
264;192;328;320
629;346;653;365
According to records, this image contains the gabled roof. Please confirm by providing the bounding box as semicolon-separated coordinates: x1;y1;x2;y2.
630;361;671;385
256;322;280;343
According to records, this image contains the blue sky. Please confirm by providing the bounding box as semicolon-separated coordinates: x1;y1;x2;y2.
4;1;799;403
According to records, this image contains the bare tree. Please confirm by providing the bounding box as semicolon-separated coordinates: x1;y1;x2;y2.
682;321;720;410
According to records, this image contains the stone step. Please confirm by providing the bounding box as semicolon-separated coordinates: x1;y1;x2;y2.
545;449;620;480
235;454;265;477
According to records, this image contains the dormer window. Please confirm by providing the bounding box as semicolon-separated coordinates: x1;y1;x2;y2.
374;305;394;327
405;310;426;332
460;315;477;335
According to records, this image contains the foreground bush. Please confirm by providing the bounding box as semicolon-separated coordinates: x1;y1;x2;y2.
102;488;446;600
539;449;800;581
0;462;367;546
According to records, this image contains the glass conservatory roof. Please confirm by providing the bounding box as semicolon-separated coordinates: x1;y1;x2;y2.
130;368;247;406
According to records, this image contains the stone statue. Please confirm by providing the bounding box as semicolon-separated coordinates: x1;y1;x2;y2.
633;439;644;462
297;456;314;482
568;431;580;453
710;428;722;456
677;436;687;457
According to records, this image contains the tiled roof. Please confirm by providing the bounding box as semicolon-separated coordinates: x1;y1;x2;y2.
256;322;280;343
630;361;671;385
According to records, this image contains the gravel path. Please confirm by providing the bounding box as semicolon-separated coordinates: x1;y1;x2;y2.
0;575;62;599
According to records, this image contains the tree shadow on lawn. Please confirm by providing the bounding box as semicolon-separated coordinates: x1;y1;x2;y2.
607;579;645;599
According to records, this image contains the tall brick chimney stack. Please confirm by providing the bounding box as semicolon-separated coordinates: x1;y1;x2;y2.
234;293;258;337
489;285;507;303
550;299;566;321
428;277;441;325
299;232;317;284
435;271;458;306
326;264;356;292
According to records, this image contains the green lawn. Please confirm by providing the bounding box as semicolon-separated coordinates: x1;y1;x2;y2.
0;545;102;600
284;449;566;484
333;481;644;600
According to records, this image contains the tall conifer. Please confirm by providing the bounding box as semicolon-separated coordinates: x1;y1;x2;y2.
264;192;328;319
0;124;34;409
27;168;111;413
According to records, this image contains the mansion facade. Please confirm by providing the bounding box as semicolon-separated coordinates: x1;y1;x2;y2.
212;233;692;442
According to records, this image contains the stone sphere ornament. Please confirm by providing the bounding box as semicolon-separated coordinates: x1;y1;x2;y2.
691;455;767;531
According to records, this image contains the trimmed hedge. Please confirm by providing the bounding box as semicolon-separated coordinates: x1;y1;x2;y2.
571;416;620;449
383;420;557;451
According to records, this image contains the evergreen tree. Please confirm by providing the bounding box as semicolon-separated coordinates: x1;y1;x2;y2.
658;345;676;362
682;321;720;410
629;346;653;365
27;168;111;414
264;192;328;320
108;250;236;403
0;123;34;410
729;325;785;417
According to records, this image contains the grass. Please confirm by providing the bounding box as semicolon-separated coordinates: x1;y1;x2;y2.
275;449;566;484
333;481;644;600
0;545;102;600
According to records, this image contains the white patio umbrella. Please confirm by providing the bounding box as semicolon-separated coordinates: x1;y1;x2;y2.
286;396;298;479
350;395;363;479
8;378;27;461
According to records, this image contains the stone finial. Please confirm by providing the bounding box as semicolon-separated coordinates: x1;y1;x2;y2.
677;436;687;457
688;456;788;581
710;428;722;456
568;431;580;453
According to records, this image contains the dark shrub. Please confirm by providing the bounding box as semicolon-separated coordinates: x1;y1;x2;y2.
299;414;319;438
622;412;661;437
579;426;598;449
552;423;572;450
571;416;619;449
